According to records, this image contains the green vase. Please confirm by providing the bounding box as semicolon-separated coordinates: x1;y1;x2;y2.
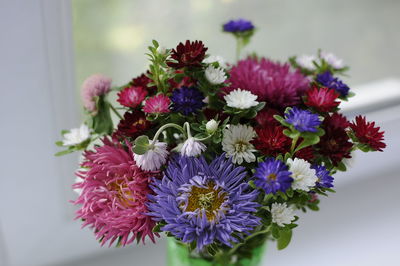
167;237;267;266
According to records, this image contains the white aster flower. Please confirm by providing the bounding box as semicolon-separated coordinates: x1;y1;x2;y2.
320;51;344;69
134;141;169;171
222;124;256;164
62;124;90;146
203;55;227;68
270;202;296;227
180;137;206;157
224;89;259;110
286;158;318;191
206;119;219;134
296;54;317;70
205;65;227;85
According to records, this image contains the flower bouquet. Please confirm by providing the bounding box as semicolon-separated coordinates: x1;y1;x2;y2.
56;19;386;266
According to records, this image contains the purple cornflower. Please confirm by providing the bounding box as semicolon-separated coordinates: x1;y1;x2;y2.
148;154;260;250
223;19;254;33
254;158;293;194
312;165;334;188
316;71;350;97
170;86;205;115
285;107;322;133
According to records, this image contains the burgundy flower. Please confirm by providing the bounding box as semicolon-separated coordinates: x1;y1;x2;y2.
295;146;315;162
252;125;291;157
167;40;208;69
117;86;147;108
317;113;353;165
304;86;340;112
350;116;386;151
131;73;157;95
255;108;281;127
113;111;151;140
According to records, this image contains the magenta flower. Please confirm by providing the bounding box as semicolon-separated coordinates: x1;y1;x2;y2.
81;74;112;113
225;58;310;108
143;94;171;114
117;86;147;108
73;139;159;246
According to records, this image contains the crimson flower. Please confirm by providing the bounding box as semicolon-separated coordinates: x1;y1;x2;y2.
255;108;281;127
304;86;340;112
317;113;353;165
117;86;147;108
295;146;315;162
113;111;151;140
252;125;291;157
167;40;208;69
350;116;386;151
131;73;157;95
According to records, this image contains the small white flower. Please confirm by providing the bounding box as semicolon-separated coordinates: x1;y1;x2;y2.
224;89;259;110
286;158;318;191
320;51;344;69
206;119;219;134
270;202;296;227
134;141;169;171
296;54;317;70
180;137;206;157
203;55;227;68
205;65;227;85
222;124;256;164
62;124;90;146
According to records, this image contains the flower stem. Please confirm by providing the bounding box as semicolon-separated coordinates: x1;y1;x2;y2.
109;104;123;120
151;123;185;145
228;226;271;256
290;136;299;155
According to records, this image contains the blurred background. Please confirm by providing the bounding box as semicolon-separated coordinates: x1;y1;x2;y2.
0;0;399;265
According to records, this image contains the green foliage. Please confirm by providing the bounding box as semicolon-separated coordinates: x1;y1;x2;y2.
146;40;172;94
132;135;151;155
87;96;113;135
277;228;292;250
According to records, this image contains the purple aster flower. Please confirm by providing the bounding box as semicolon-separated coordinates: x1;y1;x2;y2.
223;19;254;33
254;158;293;194
285;107;321;133
312;165;334;188
148;154;260;250
316;71;350;97
170;86;205;115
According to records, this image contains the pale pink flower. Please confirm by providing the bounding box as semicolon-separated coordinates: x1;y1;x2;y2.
81;74;112;113
143;94;171;114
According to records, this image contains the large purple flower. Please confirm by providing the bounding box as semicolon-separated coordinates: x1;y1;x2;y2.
170;86;205;115
148;155;260;250
316;71;350;97
254;158;293;194
285;107;322;133
223;19;254;33
225;58;310;109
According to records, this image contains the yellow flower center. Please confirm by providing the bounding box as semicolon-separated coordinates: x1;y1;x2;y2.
184;182;227;221
234;141;249;153
268;173;277;181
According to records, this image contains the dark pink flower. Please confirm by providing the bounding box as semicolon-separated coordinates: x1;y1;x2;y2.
117;86;147;108
225;58;310;109
74;139;159;246
143;94;170;114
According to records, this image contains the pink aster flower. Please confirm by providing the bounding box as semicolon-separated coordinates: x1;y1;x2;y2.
143;94;170;114
225;58;310;109
81;74;112;113
117;86;147;108
73;138;159;246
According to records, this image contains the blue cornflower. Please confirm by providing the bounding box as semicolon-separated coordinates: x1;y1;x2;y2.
285;107;322;133
254;158;293;194
223;19;254;33
170;86;205;115
148;154;260;250
316;71;350;97
312;164;334;188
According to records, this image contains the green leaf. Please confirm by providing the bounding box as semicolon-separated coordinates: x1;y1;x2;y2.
55;141;64;147
283;129;300;139
277;228;292;250
55;149;74;156
92;96;113;135
133;135;151;155
271;226;280;239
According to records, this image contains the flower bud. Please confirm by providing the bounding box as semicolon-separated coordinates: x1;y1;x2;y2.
206;119;218;134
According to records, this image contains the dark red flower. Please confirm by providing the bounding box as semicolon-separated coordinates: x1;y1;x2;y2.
131;73;157;95
167;40;208;69
113;111;151;140
252;125;291;156
295;146;315;162
350;116;386;151
304;86;340;112
316;113;353;165
255;108;281;127
168;75;195;91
